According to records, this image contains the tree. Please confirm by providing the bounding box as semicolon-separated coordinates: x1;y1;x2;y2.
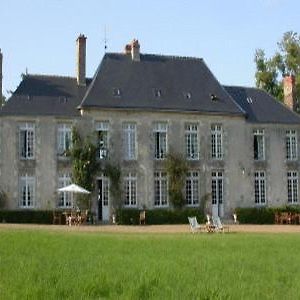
254;31;300;102
1;94;5;107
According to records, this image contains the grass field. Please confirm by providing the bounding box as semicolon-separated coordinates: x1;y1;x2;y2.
0;228;300;299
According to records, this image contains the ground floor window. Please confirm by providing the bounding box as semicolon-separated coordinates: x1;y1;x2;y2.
255;171;266;205
124;172;137;207
58;173;72;208
288;171;298;204
212;171;223;205
186;171;199;206
154;171;168;207
19;174;35;208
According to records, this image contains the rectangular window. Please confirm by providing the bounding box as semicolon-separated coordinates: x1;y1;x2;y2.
186;171;199;206
19;174;35;208
57;124;72;156
185;123;199;160
288;171;298;203
254;171;266;205
154;171;168;207
154;122;167;159
211;124;223;159
286;130;297;160
96;121;109;160
58;173;72;208
212;171;223;205
254;129;265;160
123;123;137;160
19;123;35;159
124;172;137;207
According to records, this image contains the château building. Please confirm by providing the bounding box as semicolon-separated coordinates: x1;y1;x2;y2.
0;35;299;221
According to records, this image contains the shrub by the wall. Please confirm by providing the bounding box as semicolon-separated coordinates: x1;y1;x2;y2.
116;208;204;225
0;210;53;224
235;207;274;224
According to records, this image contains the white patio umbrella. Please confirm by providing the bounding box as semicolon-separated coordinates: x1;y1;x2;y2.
58;183;91;208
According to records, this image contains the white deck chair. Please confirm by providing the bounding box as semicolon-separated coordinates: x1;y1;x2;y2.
213;216;229;233
188;216;203;233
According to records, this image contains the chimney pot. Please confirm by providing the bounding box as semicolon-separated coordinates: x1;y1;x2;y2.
131;39;140;62
76;34;87;86
283;75;296;111
0;49;2;102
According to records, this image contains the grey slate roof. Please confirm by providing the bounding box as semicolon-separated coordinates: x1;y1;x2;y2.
2;52;300;125
80;53;244;116
0;75;91;116
224;86;300;124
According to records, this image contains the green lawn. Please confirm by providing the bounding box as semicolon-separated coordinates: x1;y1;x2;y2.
0;228;300;299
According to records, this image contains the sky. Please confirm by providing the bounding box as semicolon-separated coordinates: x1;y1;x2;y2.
1;0;299;97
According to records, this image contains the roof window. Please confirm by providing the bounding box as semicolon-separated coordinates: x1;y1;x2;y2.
210;93;218;101
153;89;162;98
246;97;253;104
59;96;68;103
113;88;122;97
183;92;192;100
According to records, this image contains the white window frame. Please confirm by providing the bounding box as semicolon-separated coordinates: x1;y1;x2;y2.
96;121;109;160
154;122;167;159
19;123;35;159
154;171;168;207
19;174;35;208
286;130;298;161
58;173;72;208
124;172;137;207
57;124;72;156
254;171;266;205
254;129;265;161
185;123;199;160
186;171;199;206
287;171;298;204
212;171;223;205
211;124;223;159
123;122;137;160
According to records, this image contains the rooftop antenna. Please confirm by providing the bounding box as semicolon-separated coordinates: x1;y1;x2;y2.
103;25;108;52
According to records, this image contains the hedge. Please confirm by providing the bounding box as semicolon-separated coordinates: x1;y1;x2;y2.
116;208;204;225
0;210;53;224
235;206;300;224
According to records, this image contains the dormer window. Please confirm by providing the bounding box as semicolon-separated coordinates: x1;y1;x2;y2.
113;88;122;97
153;89;162;98
183;92;192;100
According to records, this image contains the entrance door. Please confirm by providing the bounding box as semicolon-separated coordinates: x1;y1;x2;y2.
211;171;224;218
97;177;109;222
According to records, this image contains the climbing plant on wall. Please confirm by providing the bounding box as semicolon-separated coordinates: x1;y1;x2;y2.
104;162;122;209
69;128;99;208
164;151;188;208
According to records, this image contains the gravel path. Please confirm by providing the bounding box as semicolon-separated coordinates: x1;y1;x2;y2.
1;223;300;233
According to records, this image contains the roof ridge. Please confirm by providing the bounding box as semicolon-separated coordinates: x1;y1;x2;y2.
106;52;203;61
223;84;257;89
24;73;77;80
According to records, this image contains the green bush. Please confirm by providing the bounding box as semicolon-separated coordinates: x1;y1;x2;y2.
235;206;300;224
235;207;275;224
116;208;204;225
0;210;53;224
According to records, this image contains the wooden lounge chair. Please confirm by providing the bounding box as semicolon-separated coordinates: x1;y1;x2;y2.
188;216;204;233
206;214;216;233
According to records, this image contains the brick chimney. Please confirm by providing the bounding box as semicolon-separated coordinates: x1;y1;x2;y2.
76;34;87;86
283;75;296;111
0;49;2;99
131;39;140;62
